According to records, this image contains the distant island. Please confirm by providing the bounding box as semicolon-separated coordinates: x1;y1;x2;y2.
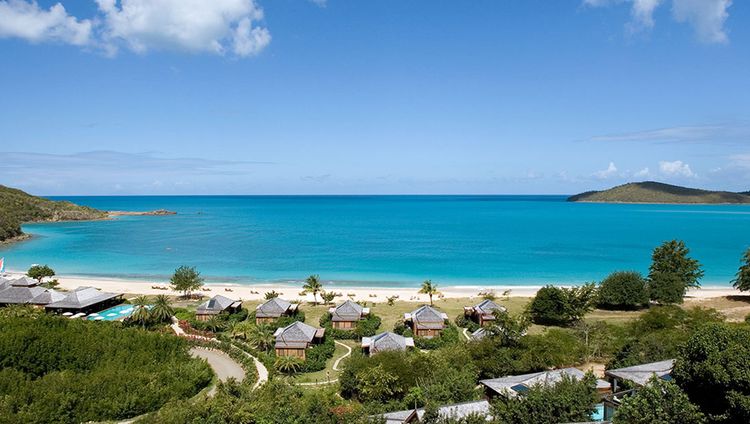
0;185;175;243
569;181;750;204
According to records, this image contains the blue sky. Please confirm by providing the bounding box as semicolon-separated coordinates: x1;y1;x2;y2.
0;0;748;195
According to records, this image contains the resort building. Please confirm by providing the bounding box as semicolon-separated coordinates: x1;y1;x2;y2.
45;286;123;315
329;300;369;330
471;327;489;340
361;331;414;356
480;368;611;399
255;297;298;324
404;305;448;338
273;321;325;359
8;276;40;288
601;359;675;421
0;286;47;307
463;299;506;326
27;289;67;306
374;400;492;423
195;295;242;321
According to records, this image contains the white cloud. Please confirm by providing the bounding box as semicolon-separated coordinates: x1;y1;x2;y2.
584;0;733;43
672;0;731;44
729;153;750;169
659;160;695;177
594;162;619;179
0;0;92;45
634;167;651;178
308;0;327;7
0;0;271;57
589;122;750;144
95;0;270;57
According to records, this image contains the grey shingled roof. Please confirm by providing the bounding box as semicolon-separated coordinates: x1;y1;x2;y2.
197;295;239;314
0;286;46;304
408;305;448;330
29;289;67;305
481;368;610;398
10;276;40;287
45;286;121;309
331;300;364;322
274;321;323;349
256;297;294;318
471;328;489;340
605;359;674;387
474;299;505;316
378;400;492;423
362;332;414;354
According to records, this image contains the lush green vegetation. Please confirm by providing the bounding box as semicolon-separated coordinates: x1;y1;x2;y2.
419;279;441;306
613;376;706;424
732;247;750;292
568;181;750;204
597;271;649;310
0;184;106;242
26;264;55;283
0;314;212;424
303;274;323;304
491;373;599;424
648;240;704;304
527;284;596;326
170;265;205;298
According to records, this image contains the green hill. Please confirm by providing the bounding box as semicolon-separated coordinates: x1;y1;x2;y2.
568;181;750;204
0;185;106;242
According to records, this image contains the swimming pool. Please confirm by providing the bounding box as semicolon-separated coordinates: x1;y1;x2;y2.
87;304;135;321
591;403;605;421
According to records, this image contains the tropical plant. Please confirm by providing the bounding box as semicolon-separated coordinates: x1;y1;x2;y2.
170;265;204;298
478;289;496;300
150;294;174;323
597;271;649;310
419;279;441;306
264;290;280;299
613;376;705;424
130;295;152;329
247;324;275;352
303;274;323;304
321;290;336;305
27;264;55;283
528;284;597;326
732;247;750;292
43;278;60;289
229;320;255;341
648;240;704;304
203;316;224;333
275;355;303;375
386;296;397;306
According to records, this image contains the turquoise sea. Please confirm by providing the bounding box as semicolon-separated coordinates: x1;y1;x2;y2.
2;195;749;287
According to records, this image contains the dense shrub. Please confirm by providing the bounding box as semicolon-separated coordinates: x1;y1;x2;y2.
492;373;599;424
0;315;212;424
393;321;461;350
613;376;705;424
300;337;336;373
528;284;597;326
597;271;649;310
647;240;704;304
454;313;480;332
673;323;750;422
339;345;479;410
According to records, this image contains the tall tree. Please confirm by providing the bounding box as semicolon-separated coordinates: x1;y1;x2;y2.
419;280;441;306
150;294;174;323
169;266;204;298
130;295;151;329
275;355;303;375
613;376;705;424
648;240;704;304
732;247;750;292
27;264;55;284
247;324;275;351
303;274;323;304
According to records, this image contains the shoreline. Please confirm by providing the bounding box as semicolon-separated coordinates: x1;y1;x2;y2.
2;271;742;302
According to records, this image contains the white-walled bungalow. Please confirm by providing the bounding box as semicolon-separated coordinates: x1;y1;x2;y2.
274;321;325;359
361;332;414;356
195;295;242;321
329;300;369;330
404;305;448;338
480;368;610;399
464;299;506;327
255;298;298;324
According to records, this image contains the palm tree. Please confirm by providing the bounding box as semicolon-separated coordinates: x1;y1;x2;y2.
303;274;323;304
247;324;275;352
204;316;224;333
275;355;303;375
150;294;174;323
419;280;441;306
130;295;151;329
229;320;254;341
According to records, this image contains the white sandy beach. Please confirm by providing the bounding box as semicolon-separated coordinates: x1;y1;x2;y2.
4;271;742;302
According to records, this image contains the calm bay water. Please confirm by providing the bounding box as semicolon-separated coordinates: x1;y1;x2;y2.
2;195;749;287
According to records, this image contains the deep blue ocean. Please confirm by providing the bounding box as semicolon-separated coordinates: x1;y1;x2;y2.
2;195;749;287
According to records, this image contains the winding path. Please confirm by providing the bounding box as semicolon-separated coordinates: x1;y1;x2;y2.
190;347;246;396
295;340;353;386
